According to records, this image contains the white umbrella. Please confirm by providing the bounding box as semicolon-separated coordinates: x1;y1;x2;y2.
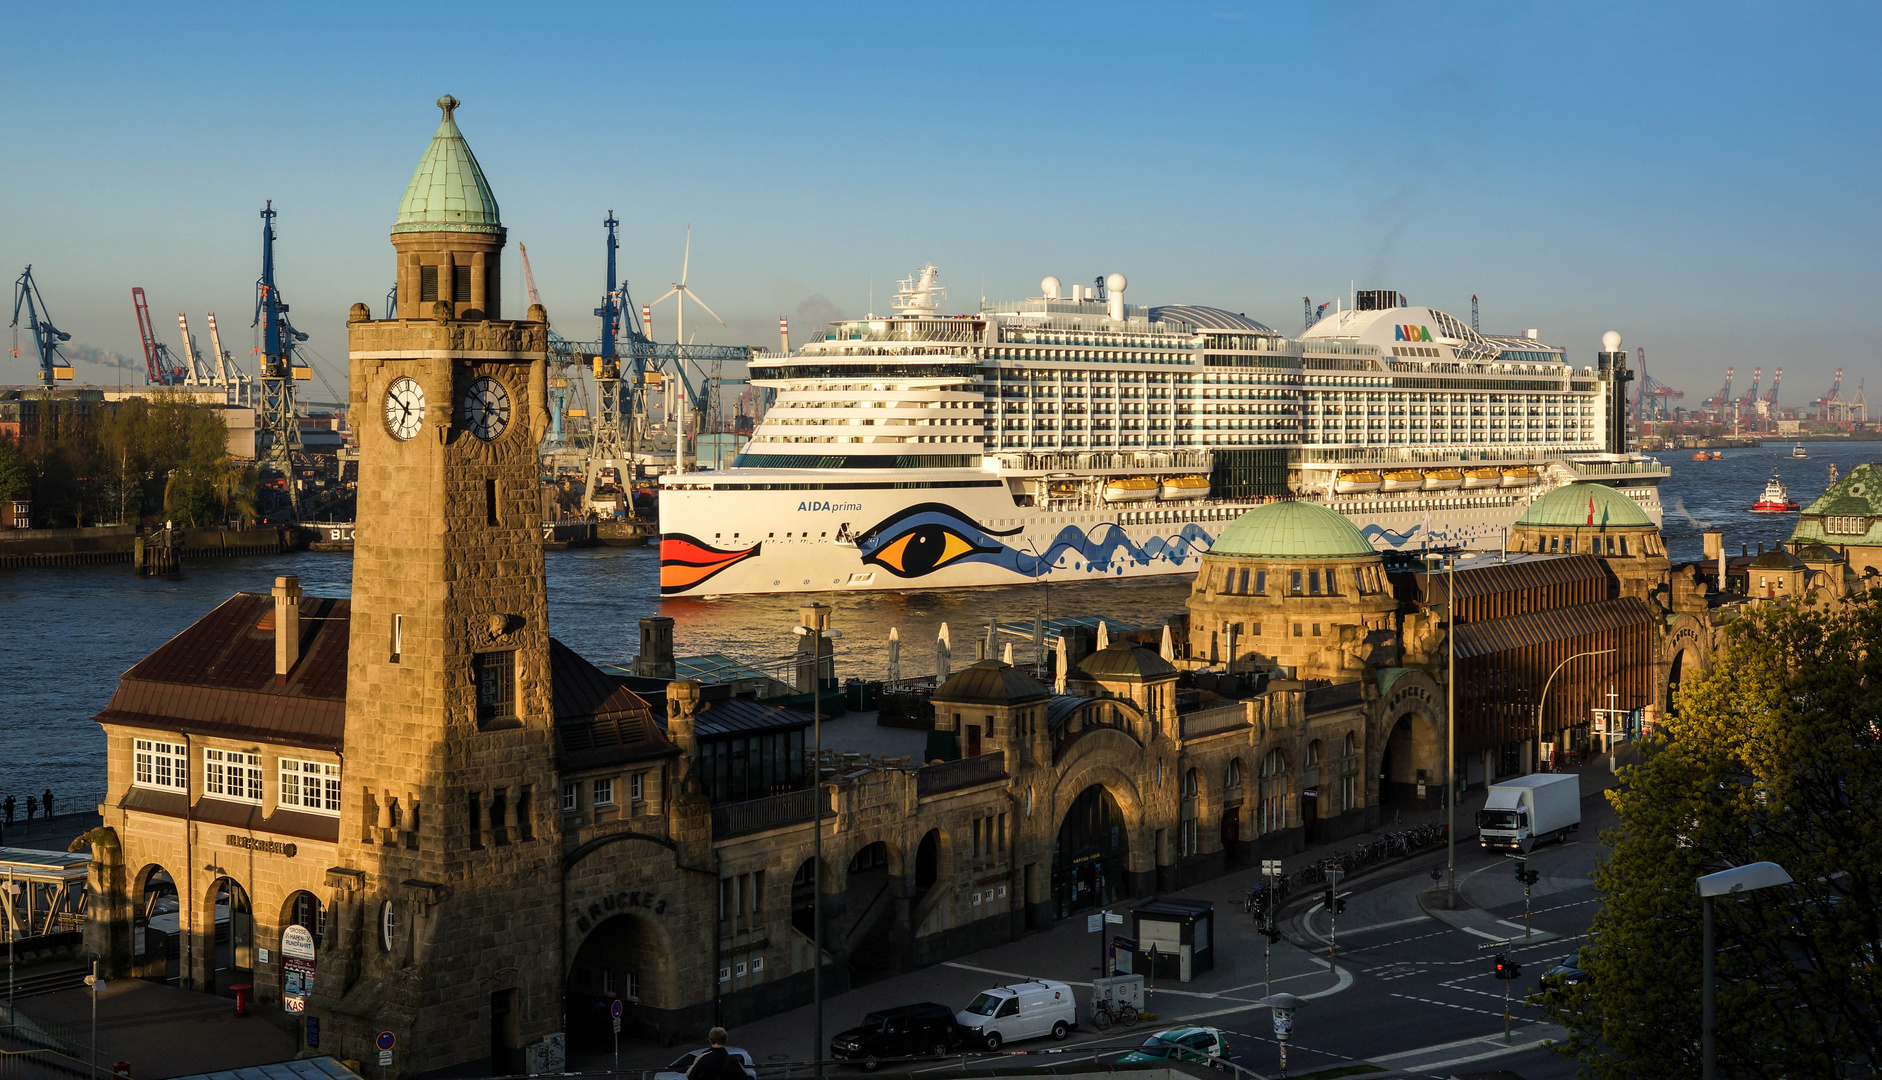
1054;633;1069;694
1002;641;1015;665
936;622;952;682
1160;625;1174;661
1096;620;1111;651
887;627;901;686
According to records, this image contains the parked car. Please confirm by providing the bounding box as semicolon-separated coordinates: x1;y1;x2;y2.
955;980;1077;1051
1117;1026;1233;1068
831;1001;961;1069
653;1047;759;1080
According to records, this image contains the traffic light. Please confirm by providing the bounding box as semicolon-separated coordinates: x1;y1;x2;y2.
1513;858;1527;883
1493;954;1522;980
1264;926;1283;944
1324;887;1336;912
1522;868;1540;886
1333;894;1347;914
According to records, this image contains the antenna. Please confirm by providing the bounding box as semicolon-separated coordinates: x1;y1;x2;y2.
1471;295;1479;333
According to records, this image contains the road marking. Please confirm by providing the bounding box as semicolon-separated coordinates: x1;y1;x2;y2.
1388;992;1507;1018
1462;926;1509;941
1369;1030;1542;1065
1337;914;1433;935
1417;1036;1555;1071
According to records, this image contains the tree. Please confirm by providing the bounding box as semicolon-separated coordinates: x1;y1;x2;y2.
1544;589;1882;1077
0;443;29;500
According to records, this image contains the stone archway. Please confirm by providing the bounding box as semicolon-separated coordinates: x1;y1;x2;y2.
1379;709;1442;809
132;864;179;983
835;837;908;985
1051;785;1130;920
566;912;671;1050
1667;643;1704;715
203;876;252;996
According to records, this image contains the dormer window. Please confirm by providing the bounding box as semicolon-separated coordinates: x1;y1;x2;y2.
1826;515;1867;536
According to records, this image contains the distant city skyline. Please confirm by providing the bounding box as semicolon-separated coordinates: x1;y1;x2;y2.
5;2;1878;406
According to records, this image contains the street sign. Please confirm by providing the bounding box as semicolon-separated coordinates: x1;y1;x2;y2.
610;1000;624;1019
1261;860;1283;875
1105;911;1125;925
376;1031;396;1051
1087;913;1103;933
379;1051;392;1067
613;1017;622;1034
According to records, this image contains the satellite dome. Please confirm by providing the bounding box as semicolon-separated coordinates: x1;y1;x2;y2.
1106;272;1127;293
1041;275;1062;299
1602;330;1622;352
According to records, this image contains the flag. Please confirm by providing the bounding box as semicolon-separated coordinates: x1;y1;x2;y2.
1587;494;1595;526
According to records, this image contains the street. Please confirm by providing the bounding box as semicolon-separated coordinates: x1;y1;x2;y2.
584;776;1616;1079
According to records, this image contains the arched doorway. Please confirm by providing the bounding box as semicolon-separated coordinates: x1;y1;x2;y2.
1052;785;1128;919
1379;710;1439;807
133;866;179;983
206;877;252;996
567;913;666;1052
1220;760;1244;859
280;891;324;1011
791;858;818;936
915;830;941;894
1668;646;1701;715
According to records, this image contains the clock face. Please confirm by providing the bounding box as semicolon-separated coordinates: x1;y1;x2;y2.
384;377;425;441
463;376;512;441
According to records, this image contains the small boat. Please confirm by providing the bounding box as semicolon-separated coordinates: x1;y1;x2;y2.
1047;480;1080;498
1102;476;1160;503
1159;475;1210;501
1500;466;1540;487
1792;443;1808;459
1750;471;1799;513
1690;451;1724;460
1422;467;1464;491
1462;466;1503;489
1335;470;1383;494
1382;468;1424;492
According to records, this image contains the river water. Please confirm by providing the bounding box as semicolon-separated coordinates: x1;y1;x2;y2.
4;440;1870;810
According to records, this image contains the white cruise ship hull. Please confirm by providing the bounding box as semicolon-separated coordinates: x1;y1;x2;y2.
658;470;1664;596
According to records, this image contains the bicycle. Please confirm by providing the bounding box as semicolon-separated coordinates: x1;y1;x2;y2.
1090;999;1138;1030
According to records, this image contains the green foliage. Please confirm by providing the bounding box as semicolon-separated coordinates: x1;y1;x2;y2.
1545;589;1882;1077
0;443;29;499
8;391;256;528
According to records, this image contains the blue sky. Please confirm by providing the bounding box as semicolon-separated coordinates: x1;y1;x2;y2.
5;2;1878;406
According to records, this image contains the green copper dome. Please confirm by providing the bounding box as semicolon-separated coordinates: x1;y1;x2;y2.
393;95;503;236
1210;500;1376;560
1791;462;1882;547
1516;483;1652;528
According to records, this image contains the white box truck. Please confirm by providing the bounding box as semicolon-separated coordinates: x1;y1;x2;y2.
1477;774;1580;851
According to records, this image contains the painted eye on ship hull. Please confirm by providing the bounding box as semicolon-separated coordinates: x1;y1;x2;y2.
864;523;1000;578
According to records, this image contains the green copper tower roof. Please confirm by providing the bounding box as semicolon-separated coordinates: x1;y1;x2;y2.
1791;462;1882;547
1515;483;1653;528
393;95;503;236
1211;500;1376;560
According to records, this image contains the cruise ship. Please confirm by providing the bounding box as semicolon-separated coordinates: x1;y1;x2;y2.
658;267;1666;596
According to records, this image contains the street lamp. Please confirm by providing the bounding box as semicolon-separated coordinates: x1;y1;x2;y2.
793;622;842;1076
1443;554;1457;904
1533;649;1615;773
1698;861;1792;1080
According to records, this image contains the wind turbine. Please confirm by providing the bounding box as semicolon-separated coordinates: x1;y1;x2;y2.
650;226;727;473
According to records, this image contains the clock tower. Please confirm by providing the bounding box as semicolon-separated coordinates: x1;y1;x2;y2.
312;95;561;1073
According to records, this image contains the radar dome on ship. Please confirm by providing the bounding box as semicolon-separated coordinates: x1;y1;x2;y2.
1602;330;1622;352
1041;276;1061;299
1106;273;1127;293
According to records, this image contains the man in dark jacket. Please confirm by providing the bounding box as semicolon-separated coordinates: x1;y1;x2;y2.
687;1028;742;1080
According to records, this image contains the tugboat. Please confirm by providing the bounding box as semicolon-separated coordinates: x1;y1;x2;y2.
1751;470;1799;513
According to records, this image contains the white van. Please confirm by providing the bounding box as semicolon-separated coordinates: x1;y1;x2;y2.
956;980;1077;1051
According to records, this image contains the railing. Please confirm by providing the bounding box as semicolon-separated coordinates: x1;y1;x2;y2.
917;752;1007;797
1305;681;1365;714
710;787;830;839
1179;703;1249;739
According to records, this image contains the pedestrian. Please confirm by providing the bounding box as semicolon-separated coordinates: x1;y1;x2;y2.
42;788;53;824
3;794;13;825
686;1028;740;1080
25;796;37;823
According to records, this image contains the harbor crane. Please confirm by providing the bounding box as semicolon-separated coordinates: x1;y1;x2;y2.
131;288;190;385
1763;367;1782;406
1631;347;1683;423
1704;366;1733;412
10;266;73;385
1736;366;1762;408
253;200;310;515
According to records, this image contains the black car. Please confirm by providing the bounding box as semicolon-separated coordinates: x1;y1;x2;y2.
830;1002;960;1069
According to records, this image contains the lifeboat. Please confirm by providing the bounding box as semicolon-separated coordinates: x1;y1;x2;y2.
1047;480;1080;498
1462;466;1503;489
1422;467;1464;491
1159;475;1210;501
1335;470;1383;494
1751;471;1798;513
1691;451;1723;461
1500;466;1540;487
1102;476;1160;503
1382;469;1424;492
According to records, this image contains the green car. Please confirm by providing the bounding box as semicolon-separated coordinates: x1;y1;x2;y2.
1117;1026;1233;1068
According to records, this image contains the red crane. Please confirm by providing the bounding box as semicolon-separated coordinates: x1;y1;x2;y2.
131;287;186;385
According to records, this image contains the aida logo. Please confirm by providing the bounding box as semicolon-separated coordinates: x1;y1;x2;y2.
1394;325;1434;342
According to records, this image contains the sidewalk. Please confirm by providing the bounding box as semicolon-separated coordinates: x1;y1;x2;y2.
13;978;296;1078
0;809;103;852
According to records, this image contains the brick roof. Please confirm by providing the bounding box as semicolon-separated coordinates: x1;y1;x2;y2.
93;592;349;751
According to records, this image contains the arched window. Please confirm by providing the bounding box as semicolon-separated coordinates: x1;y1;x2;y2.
1182;769;1200;799
1340;733;1359;811
1225;758;1243;791
1304;740;1323;790
1258;749;1290;835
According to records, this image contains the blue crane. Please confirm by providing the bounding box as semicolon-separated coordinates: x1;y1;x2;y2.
252;201;309;513
11;266;74;386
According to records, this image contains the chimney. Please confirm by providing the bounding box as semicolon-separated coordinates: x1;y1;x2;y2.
272;575;303;679
1757;541;1765;555
667;680;702;758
